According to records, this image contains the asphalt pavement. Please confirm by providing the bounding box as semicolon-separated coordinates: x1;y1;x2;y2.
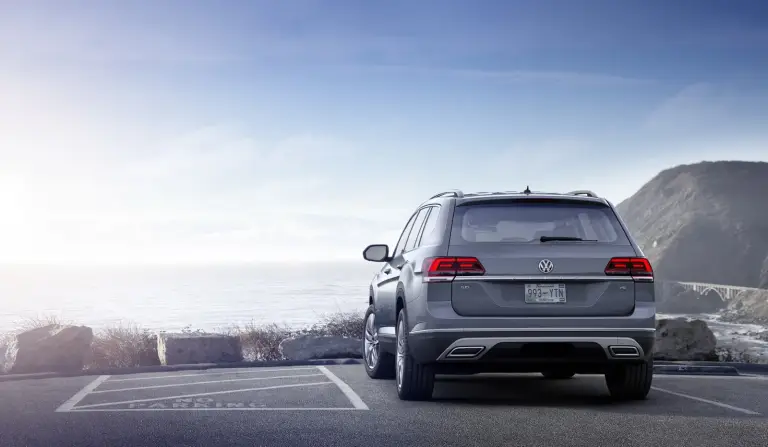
1;364;767;447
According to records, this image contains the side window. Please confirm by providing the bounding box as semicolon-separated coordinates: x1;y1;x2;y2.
418;206;441;247
404;208;430;252
392;213;418;258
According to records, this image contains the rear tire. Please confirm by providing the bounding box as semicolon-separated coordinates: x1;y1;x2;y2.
395;308;435;401
363;305;395;379
605;360;653;401
541;370;575;380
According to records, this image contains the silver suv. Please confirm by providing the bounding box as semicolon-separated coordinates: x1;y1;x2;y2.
361;189;655;401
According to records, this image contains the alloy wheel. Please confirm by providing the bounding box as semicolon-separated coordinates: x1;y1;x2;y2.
396;317;405;389
364;312;379;369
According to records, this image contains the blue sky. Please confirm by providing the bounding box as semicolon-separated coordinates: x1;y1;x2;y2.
0;0;767;264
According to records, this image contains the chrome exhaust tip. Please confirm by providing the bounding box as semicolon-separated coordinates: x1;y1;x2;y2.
446;346;485;358
608;346;640;357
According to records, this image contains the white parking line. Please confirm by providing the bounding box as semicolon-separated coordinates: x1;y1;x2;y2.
91;373;326;394
654;374;768;381
64;407;364;412
105;367;316;382
70;381;333;410
55;375;111;412
651;386;761;415
317;366;369;410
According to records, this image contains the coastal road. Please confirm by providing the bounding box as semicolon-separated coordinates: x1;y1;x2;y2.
1;365;767;446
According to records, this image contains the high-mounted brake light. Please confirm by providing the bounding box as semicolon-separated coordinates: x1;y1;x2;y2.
604;257;653;279
423;257;485;282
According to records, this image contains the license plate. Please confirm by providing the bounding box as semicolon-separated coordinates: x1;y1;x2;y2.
524;284;567;303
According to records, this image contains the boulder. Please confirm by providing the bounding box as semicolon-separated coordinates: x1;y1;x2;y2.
157;333;243;365
2;324;94;374
138;333;162;366
654;318;718;361
279;335;362;361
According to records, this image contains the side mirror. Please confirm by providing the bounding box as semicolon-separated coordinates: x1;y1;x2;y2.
363;244;390;262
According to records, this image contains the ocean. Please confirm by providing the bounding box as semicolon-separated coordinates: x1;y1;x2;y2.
1;263;766;358
0;262;380;333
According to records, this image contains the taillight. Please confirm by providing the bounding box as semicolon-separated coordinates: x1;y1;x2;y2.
604;257;653;278
423;257;485;282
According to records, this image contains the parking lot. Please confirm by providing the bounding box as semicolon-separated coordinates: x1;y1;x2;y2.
2;364;768;446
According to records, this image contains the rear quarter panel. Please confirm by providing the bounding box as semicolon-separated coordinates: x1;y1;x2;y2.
400;200;455;326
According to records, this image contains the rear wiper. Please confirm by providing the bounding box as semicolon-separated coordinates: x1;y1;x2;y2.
539;236;597;242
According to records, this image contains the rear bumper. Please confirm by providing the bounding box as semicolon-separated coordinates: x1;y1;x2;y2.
401;286;656;373
407;329;655;373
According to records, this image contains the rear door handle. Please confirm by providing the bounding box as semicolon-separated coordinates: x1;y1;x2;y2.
383;268;392;274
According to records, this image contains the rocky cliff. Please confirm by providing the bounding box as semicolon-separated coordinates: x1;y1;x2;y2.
616;160;768;289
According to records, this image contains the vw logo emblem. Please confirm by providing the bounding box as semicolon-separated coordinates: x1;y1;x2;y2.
538;259;554;274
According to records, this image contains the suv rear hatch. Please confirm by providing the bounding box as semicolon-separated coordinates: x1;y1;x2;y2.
442;197;647;317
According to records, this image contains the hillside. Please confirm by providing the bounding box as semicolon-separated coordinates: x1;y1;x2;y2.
616;160;768;289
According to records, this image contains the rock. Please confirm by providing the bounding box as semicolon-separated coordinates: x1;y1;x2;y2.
138;334;161;366
720;312;768;325
654;318;718;361
755;331;768;342
279;335;362;361
157;333;243;365
2;325;94;374
719;289;768;325
617;161;768;289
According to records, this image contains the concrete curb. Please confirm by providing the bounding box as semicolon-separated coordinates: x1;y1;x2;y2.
653;364;741;376
0;358;363;383
654;360;768;375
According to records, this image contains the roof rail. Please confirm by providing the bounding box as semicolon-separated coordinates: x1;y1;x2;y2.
429;189;465;200
567;190;598;198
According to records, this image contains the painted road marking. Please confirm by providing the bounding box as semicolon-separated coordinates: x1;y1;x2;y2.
90;373;326;394
55;375;111;412
57;366;371;412
655;374;768;381
70;381;333;410
61;407;364;412
105;366;316;382
652;386;761;415
317;366;369;410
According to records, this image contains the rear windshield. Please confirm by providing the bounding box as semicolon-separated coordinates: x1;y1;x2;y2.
450;200;630;245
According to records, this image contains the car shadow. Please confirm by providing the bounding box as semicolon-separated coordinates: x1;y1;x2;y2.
433;374;613;406
427;374;711;416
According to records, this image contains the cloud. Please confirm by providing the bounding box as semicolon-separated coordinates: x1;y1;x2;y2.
0;4;483;67
0;6;246;66
342;64;652;86
120;127;362;213
0;119;411;263
645;83;723;131
453;68;652;86
644;82;767;134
